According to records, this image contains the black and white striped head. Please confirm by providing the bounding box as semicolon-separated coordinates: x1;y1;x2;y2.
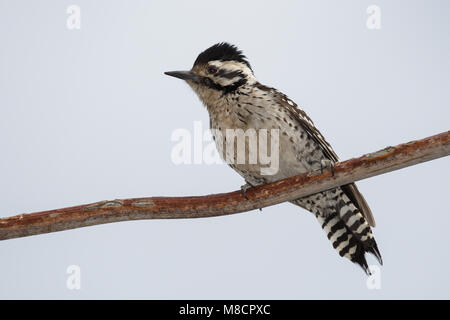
165;43;256;101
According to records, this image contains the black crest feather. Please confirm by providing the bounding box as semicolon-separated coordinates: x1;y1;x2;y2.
194;42;252;71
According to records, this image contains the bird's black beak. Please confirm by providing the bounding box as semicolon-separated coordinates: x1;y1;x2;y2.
164;70;200;83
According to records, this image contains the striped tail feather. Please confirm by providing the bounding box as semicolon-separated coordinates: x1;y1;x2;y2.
316;212;382;274
292;186;382;274
336;191;374;246
335;190;383;264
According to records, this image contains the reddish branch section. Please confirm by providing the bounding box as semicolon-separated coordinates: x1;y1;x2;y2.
1;131;449;241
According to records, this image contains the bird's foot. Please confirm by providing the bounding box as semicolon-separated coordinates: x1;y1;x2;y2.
241;183;263;212
240;183;252;200
320;159;335;176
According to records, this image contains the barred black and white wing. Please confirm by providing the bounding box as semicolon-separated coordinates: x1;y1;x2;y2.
256;83;381;273
263;84;376;227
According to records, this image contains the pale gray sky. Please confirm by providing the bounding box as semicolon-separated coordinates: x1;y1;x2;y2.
0;0;449;299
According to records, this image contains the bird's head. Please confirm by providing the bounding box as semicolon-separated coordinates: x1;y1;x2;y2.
165;43;256;105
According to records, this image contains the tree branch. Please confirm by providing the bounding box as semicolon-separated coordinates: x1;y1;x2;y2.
1;131;449;241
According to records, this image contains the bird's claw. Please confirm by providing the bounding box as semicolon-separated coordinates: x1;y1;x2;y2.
320;159;335;176
241;184;263;212
240;183;251;200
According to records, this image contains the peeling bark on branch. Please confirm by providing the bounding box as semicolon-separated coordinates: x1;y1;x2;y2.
1;131;449;241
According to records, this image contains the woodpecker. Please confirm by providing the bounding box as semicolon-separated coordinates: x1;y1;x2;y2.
165;42;382;274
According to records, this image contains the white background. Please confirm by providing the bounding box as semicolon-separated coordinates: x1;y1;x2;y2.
0;0;449;298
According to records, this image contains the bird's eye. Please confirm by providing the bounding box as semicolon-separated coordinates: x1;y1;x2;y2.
207;66;218;74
